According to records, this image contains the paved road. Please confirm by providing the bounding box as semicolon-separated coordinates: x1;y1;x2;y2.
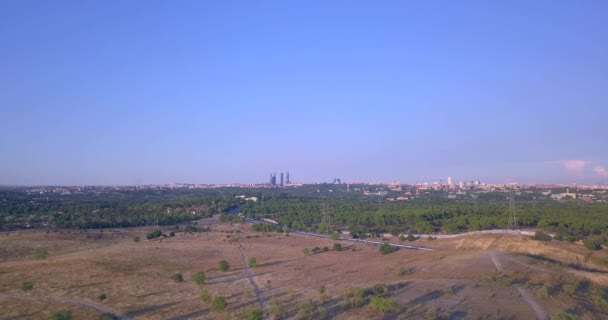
0;292;133;320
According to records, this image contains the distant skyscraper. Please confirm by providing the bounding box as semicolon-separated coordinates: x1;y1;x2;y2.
280;172;284;186
286;171;290;184
447;177;452;186
269;173;276;186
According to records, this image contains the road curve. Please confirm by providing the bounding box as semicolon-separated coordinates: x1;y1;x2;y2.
0;292;133;320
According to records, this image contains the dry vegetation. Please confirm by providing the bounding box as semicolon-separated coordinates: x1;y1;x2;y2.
1;221;607;320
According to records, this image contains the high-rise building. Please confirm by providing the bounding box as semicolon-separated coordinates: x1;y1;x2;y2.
286;171;290;184
269;173;276;186
447;177;452;186
280;172;284;186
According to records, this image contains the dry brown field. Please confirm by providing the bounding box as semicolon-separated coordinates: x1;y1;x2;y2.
1;219;607;320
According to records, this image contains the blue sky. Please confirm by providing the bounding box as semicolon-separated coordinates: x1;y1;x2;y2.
1;1;607;185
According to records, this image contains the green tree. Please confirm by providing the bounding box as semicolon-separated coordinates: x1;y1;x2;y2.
330;231;340;240
218;260;230;272
248;257;257;268
211;296;227;312
192;272;206;285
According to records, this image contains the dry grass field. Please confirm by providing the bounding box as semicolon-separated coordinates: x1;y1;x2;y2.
1;219;608;320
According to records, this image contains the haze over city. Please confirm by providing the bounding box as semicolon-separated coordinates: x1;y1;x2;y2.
1;1;607;185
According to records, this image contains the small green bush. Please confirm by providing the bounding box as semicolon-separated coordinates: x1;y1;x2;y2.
98;293;107;300
200;290;212;303
218;260;230;272
22;282;33;292
171;273;184;283
532;231;552;241
211;296;227;312
248;257;257;268
34;248;48;260
192;271;206;285
370;296;393;313
247;309;264;320
379;243;393;255
51;310;73;320
333;243;342;251
133;236;140;243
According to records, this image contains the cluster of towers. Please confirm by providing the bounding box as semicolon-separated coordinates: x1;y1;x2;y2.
269;171;290;186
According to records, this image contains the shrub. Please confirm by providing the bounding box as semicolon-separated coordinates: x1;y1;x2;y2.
133;236;140;243
51;310;73;320
399;235;406;242
370;297;393;313
583;240;602;250
536;286;549;299
218;260;230;272
333;243;342;251
563;283;576;295
551;312;579;320
303;248;310;256
298;301;315;319
146;229;162;240
192;272;206;285
34;248;48;260
407;234;417;242
98;293;107;300
312;247;321;254
169;231;175;237
379;243;393;255
428;236;435;240
372;283;388;295
331;231;340;240
247;309;264;320
268;298;286;318
323;246;329;252
171;273;184;283
532;231;552;241
211;296;227;312
98;313;119;320
22;282;33;292
397;267;415;276
248;257;257;268
200;290;212;303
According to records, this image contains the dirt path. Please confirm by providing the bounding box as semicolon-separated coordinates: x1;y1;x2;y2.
0;292;133;320
489;253;548;320
237;241;267;314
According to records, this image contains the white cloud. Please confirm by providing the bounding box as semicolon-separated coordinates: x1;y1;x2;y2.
594;166;608;178
560;160;590;173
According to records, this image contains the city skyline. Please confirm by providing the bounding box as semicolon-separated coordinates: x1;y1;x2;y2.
1;1;607;186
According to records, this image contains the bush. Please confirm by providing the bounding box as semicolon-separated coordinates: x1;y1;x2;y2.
379;243;393;255
303;248;310;256
51;310;73;320
171;273;184;283
399;235;406;242
211;296;227;312
369;297;393;313
298;301;315;319
397;267;415;276
372;283;388;295
34;248;48;260
407;234;417;242
133;236;140;243
583;240;602;250
551;312;579;320
218;260;230;272
98;293;107;300
323;246;329;252
536;286;549;299
333;243;342;251
192;272;206;285
169;231;175;237
248;257;257;268
200;290;212;303
98;313;119;320
331;231;340;240
247;309;264;320
22;282;33;292
532;231;552;241
146;229;162;240
268;298;286;318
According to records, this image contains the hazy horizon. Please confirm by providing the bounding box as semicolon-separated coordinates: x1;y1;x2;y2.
2;1;607;186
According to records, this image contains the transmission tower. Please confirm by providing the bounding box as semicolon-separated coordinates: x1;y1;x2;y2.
508;194;519;230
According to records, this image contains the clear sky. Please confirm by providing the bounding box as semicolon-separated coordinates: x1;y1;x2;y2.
1;1;607;186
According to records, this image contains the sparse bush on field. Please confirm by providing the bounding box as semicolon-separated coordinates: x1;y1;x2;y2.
397;267;415;276
333;243;342;251
133;236;140;243
248;257;257;268
169;231;175;237
407;234;417;242
247;309;264;320
298;301;315;320
268;298;286;318
379;243;394;255
22;282;33;292
192;272;206;285
200;290;212;303
536;286;549;299
98;313;119;320
51;309;73;320
583;239;602;250
218;260;230;272
312;247;321;254
34;248;48;260
443;286;454;296
372;283;388;295
551;312;579;320
331;231;340;240
323;246;329;252
563;283;576;295
171;273;184;283
211;296;227;312
340;287;365;308
369;296;393;313
425;306;448;320
302;248;310;256
428;236;435;240
98;293;107;300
